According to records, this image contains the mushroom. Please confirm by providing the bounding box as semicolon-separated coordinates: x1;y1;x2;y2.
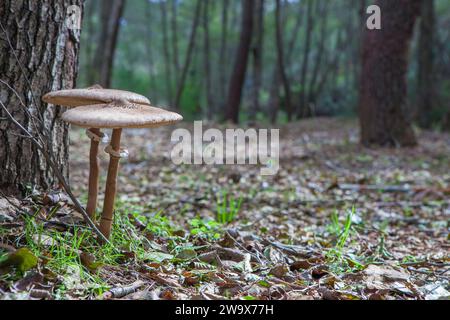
61;100;182;239
42;86;151;220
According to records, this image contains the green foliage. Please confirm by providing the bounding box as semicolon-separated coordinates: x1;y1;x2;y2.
216;191;243;224
325;207;364;273
0;248;38;273
189;218;221;240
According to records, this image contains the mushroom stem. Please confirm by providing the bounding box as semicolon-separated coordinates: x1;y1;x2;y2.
86;128;102;220
99;128;123;239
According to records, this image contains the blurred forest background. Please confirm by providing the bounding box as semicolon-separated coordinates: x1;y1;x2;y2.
79;0;450;127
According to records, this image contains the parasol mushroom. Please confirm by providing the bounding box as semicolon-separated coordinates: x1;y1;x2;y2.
42;86;151;220
61;100;182;239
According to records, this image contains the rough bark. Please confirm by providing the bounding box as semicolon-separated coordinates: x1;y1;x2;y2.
359;0;421;147
224;0;255;123
92;0;125;88
417;0;436;128
0;0;82;195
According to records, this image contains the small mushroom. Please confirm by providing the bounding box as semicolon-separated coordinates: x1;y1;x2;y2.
61;100;182;239
42;86;151;220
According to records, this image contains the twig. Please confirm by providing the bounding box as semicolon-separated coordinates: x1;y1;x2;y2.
224;230;264;264
102;280;146;299
337;183;450;194
0;101;112;245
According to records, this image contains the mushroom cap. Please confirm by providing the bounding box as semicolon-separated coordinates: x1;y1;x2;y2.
61;101;183;129
42;88;151;107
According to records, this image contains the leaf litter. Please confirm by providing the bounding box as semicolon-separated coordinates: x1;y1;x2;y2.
0;118;448;300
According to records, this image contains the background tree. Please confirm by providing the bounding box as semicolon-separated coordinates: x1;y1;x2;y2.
160;0;174;105
202;0;214;119
76;0;450;128
359;0;422;147
417;0;436;128
298;0;313;118
174;0;202;110
250;0;264;122
225;0;255;123
0;0;83;195
91;0;126;87
275;0;293;121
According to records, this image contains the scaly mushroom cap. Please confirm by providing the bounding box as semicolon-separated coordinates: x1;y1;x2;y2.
61;101;183;129
43;87;151;107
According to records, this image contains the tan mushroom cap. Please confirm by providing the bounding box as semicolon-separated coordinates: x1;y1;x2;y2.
61;101;183;129
43;88;151;107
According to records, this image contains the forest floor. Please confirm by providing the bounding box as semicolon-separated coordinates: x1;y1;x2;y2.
0;117;449;300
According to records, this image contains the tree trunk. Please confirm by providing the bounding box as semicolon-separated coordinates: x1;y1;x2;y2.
308;0;329;112
203;0;214;119
224;0;255;123
145;1;157;101
170;0;180;85
359;0;421;147
92;0;125;88
218;0;230;114
417;0;435;129
250;0;264;122
298;0;313;118
160;0;173;105
0;0;82;195
174;0;202;110
275;0;293;121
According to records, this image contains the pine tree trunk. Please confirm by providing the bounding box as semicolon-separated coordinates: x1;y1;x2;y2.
359;0;421;147
225;0;255;123
0;0;82;195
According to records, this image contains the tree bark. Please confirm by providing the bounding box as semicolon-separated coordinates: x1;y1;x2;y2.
224;0;255;123
0;0;82;195
92;0;126;88
417;0;436;128
359;0;421;147
174;0;202;110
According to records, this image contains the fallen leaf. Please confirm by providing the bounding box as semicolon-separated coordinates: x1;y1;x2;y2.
0;248;38;273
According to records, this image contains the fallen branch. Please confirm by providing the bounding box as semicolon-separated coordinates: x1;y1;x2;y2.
102;280;146;299
337;183;450;194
